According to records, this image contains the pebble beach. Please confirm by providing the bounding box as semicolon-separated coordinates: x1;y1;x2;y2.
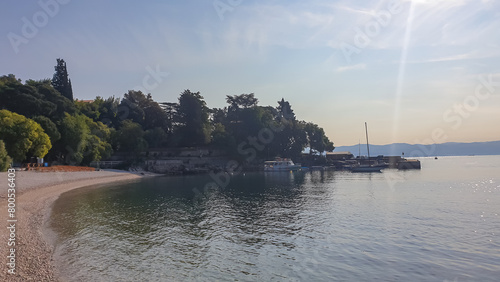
0;169;155;281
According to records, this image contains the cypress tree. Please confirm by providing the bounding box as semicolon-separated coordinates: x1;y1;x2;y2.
52;58;74;101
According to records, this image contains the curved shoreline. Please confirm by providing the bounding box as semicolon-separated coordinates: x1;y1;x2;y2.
0;170;155;281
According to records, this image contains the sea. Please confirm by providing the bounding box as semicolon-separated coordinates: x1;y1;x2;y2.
49;156;500;281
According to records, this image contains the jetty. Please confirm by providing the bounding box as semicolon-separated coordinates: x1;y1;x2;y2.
325;152;421;170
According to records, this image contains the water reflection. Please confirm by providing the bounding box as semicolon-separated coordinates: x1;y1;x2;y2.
51;172;311;280
50;158;500;281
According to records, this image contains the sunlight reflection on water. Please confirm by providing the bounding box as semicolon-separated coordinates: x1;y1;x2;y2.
51;156;500;281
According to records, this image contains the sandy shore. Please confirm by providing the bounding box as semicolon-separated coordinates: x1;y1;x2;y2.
0;169;157;281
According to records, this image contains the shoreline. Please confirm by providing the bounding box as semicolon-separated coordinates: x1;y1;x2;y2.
0;170;157;281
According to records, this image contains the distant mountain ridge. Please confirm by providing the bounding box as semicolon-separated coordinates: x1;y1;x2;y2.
334;141;500;157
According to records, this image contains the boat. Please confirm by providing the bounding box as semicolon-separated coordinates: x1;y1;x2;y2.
351;164;382;173
310;166;326;171
264;158;301;171
351;122;382;173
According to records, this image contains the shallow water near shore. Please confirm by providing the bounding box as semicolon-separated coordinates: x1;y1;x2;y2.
50;156;500;281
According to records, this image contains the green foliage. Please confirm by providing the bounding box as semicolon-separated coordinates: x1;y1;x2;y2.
212;97;333;161
210;122;229;147
224;95;268;145
58;113;89;164
304;122;335;154
52;58;73;101
0;140;12;171
0;110;52;161
176;90;211;147
277;98;295;121
94;96;121;128
271;119;307;160
81;135;112;166
144;102;168;130
119;90;147;126
27;79;75;118
119;90;169;131
160;102;178;136
2;63;336;165
112;120;148;154
32;116;61;143
226;93;258;109
75;98;101;121
0;75;74;120
0;75;56;118
144;127;168;148
58;113;112;165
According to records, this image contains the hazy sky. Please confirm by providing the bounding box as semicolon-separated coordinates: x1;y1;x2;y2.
1;0;499;146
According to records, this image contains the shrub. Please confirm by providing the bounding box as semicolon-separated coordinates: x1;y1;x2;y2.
0;140;12;172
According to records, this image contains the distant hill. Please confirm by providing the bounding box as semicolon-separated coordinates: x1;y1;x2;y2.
334;141;500;157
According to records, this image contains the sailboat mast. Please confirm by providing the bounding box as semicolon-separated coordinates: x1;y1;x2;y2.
365;122;370;164
358;139;361;158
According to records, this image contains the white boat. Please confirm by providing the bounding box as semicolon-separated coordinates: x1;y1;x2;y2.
264;158;301;171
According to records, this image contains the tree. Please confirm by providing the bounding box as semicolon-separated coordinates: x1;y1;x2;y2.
0;110;52;162
0;140;12;171
304;122;335;154
0;75;57;118
269;99;306;159
75;98;101;121
210;122;232;148
119;90;169;130
0;75;75;120
277;98;295;121
52;58;73;101
57;113;90;164
81;135;112;166
27;79;75;118
84;118;113;165
144;127;168;148
226;93;258;109
210;107;227;125
119;90;147;126
112;120;148;154
97;96;121;129
143;102;168;130
225;93;259;123
32;116;61;143
159;102;178;136
176;90;211;146
57;113;112;165
271;120;307;160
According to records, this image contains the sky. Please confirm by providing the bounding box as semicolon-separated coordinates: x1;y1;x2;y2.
1;0;499;146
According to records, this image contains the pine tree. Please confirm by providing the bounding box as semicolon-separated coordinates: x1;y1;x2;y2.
52;58;74;101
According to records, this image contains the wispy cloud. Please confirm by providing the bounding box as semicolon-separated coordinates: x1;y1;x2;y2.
336;63;366;72
405;49;500;64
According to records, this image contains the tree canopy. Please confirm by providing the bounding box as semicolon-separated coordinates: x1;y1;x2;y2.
1;60;335;166
58;113;112;165
112;120;148;154
0;110;52;162
176;90;211;147
0;75;74;119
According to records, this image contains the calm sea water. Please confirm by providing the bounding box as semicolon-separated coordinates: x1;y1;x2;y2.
50;156;500;281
